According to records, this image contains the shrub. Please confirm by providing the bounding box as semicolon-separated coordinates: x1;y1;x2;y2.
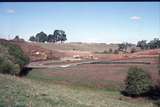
130;48;136;53
114;49;119;54
109;48;113;53
7;44;29;68
124;66;152;96
0;59;20;75
0;42;29;75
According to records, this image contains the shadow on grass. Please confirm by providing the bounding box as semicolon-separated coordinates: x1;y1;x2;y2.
121;86;160;106
19;67;32;77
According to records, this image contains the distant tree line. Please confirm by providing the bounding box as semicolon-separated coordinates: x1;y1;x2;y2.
29;30;67;43
118;42;132;53
117;38;160;54
137;38;160;50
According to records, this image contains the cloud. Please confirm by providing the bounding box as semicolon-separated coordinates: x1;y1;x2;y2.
6;9;15;14
130;16;141;20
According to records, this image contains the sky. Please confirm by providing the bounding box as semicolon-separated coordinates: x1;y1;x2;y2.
0;2;160;43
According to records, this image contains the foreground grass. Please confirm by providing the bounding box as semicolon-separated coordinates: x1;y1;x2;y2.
0;74;155;107
27;68;123;92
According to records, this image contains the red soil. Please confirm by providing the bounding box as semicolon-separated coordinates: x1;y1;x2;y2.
10;41;65;61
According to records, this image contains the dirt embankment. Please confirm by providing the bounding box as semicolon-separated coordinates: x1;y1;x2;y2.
3;39;160;62
95;49;160;62
9;40;64;62
25;42;160;62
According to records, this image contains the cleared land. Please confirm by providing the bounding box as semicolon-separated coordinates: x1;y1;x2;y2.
36;42;119;52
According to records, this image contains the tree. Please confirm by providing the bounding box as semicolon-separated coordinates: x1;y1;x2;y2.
109;48;113;53
118;43;126;51
118;42;131;52
148;38;160;49
29;36;36;42
35;31;48;42
14;35;20;40
124;66;152;96
29;30;67;43
137;40;148;50
53;30;67;43
47;34;56;42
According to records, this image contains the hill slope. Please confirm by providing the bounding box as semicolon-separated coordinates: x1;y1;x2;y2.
0;74;154;107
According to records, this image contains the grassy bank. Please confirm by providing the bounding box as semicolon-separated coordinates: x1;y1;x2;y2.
0;74;154;107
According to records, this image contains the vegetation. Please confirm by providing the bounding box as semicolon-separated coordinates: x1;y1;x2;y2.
137;38;160;50
29;36;36;41
118;42;132;53
109;48;113;53
7;43;29;68
130;47;136;53
29;30;67;43
0;41;29;75
124;66;152;97
0;58;20;75
137;40;148;50
114;49;119;54
0;73;153;107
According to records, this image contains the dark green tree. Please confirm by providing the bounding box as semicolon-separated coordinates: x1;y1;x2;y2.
118;42;131;52
14;35;20;40
124;66;152;96
148;38;160;49
29;36;36;42
47;34;57;42
53;30;67;43
137;40;148;50
35;31;48;42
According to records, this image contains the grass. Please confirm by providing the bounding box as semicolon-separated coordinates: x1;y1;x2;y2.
0;74;155;107
27;68;122;92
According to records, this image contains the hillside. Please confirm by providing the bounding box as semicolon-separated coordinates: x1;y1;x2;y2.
10;40;65;62
0;39;29;75
36;42;120;52
0;74;154;107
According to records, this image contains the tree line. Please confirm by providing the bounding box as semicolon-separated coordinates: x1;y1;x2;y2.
137;38;160;50
29;30;67;43
117;38;160;53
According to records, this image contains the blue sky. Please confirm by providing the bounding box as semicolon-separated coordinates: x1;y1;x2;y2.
0;2;160;43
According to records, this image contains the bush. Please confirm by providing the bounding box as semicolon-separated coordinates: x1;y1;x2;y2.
109;48;113;53
124;66;152;97
0;42;29;75
114;49;119;54
7;44;29;68
0;58;20;75
130;48;136;53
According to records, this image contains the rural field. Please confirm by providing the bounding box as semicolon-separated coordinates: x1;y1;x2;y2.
0;2;160;107
0;39;160;107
